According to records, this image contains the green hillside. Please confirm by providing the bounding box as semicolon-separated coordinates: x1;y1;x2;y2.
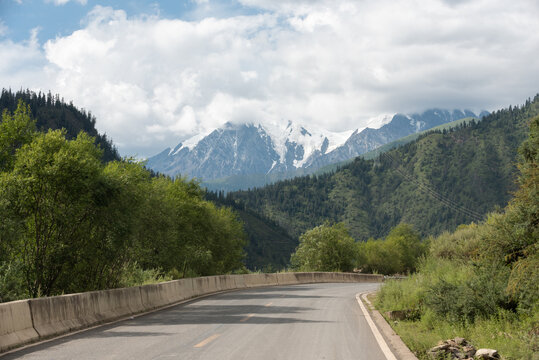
205;192;297;271
0;89;120;162
228;96;538;242
309;117;481;176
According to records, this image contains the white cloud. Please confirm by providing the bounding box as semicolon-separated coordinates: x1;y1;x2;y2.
0;28;50;90
2;0;539;157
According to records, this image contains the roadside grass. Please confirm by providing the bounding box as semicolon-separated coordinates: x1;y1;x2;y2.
375;279;538;360
386;311;536;360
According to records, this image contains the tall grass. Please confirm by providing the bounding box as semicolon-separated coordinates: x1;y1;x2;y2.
374;222;538;360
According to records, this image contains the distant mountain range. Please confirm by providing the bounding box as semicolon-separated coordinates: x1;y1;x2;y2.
225;97;537;243
146;109;488;186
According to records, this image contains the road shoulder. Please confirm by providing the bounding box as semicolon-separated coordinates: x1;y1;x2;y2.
357;292;418;360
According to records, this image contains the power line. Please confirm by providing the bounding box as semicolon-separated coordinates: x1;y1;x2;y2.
379;151;484;222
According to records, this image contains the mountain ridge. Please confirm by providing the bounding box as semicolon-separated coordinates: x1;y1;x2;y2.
147;108;486;188
203;116;484;192
224;96;538;244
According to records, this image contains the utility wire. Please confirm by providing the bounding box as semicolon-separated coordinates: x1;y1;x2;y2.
379;151;484;222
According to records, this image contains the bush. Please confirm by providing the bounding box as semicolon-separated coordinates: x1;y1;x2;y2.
377;257;513;324
376;276;425;313
423;259;511;323
429;223;482;261
290;222;356;272
119;263;172;287
358;223;426;275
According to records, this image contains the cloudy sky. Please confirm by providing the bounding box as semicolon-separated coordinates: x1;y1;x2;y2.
1;0;538;157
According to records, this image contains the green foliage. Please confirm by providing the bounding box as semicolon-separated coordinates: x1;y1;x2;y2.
237;209;297;271
119;262;173;287
291;222;356;272
0;102;247;300
0;100;36;171
385;223;426;273
423;260;511;323
428;223;482;261
506;250;539;314
358;223;426;275
1;129;105;297
376;258;534;359
376;306;537;360
375;276;426;313
359;238;396;274
0;260;28;302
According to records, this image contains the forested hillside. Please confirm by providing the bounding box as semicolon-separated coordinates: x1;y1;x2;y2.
206;191;297;271
0;89;119;162
228;96;539;241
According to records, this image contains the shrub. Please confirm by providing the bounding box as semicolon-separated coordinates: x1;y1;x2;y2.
429;223;482;261
119;263;172;287
423;259;511;323
291;222;356;272
359;223;426;275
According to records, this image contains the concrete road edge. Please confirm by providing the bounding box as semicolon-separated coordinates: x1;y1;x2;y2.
356;292;418;360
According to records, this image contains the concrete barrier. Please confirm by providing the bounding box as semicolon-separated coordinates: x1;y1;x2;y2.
233;274;247;289
30;286;145;339
276;272;297;285
242;273;262;287
30;292;100;339
178;278;195;300
96;287;145;320
139;283;171;310
217;275;237;291
294;272;315;283
0;300;39;352
1;272;383;353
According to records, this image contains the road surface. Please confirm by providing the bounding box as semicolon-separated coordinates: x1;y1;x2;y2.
2;283;386;360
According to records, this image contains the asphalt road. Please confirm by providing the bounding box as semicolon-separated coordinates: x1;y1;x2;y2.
3;282;386;360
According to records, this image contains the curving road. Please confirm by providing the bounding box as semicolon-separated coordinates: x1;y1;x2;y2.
2;283;386;360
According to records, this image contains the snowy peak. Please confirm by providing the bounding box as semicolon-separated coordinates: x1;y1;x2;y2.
365;113;396;129
146;108;483;181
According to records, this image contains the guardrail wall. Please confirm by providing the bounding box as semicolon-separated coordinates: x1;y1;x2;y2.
0;272;382;353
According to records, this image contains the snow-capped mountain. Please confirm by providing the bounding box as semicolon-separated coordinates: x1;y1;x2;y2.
146;109;485;181
147;120;353;180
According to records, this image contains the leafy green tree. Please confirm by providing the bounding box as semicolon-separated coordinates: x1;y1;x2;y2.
358;223;425;274
359;238;397;274
203;203;247;274
0;129;104;296
133;176;247;278
133;176;180;273
64;158;151;292
384;223;425;273
168;180;246;277
0;99;250;299
481;115;539;312
291;222;356;272
0;100;36;171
